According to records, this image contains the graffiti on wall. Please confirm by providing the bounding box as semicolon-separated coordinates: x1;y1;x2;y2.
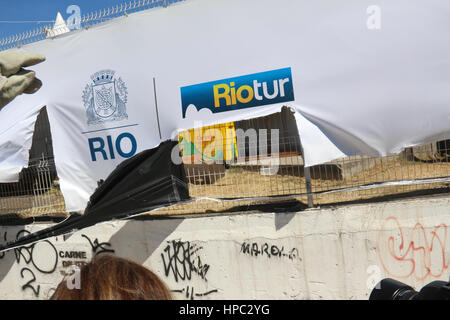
0;230;59;297
377;216;449;281
171;285;219;300
0;229;115;298
240;241;300;261
81;234;115;256
161;239;219;299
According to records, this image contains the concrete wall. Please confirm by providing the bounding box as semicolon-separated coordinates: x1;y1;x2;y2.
0;193;449;300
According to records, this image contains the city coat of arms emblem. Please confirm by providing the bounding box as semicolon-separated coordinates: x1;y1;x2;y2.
82;70;128;125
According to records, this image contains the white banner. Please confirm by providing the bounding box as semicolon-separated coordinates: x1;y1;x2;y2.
2;0;450;211
0;94;43;182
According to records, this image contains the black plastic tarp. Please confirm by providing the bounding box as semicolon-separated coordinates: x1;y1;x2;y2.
0;140;190;252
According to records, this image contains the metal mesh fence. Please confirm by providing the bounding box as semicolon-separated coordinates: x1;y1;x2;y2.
0;157;65;217
0;0;184;51
0;107;66;218
155;109;450;215
0;107;449;218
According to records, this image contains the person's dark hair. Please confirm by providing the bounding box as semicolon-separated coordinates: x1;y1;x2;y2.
51;254;172;300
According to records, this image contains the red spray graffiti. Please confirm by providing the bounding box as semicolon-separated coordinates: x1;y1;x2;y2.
377;216;449;281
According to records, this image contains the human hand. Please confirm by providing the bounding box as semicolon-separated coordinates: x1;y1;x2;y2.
0;50;45;109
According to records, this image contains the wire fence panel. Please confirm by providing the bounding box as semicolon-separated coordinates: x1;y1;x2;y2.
0;158;66;217
0;0;185;51
0;107;65;219
155;109;450;215
0;107;449;218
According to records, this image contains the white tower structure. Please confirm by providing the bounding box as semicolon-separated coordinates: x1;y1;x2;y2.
45;12;70;38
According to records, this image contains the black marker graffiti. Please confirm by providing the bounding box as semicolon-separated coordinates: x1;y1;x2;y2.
161;240;210;283
240;241;299;261
20;267;40;297
81;234;115;255
171;285;218;300
13;231;58;274
0;229;59;297
0;229;115;298
11;230;58;297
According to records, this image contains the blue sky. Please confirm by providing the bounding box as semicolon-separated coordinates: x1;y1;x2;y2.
0;0;131;40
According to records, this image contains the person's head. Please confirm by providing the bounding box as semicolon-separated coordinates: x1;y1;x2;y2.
51;254;172;300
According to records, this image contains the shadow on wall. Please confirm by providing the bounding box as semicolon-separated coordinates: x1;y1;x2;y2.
275;211;298;231
0;216;184;285
0;226;42;282
108;217;185;265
